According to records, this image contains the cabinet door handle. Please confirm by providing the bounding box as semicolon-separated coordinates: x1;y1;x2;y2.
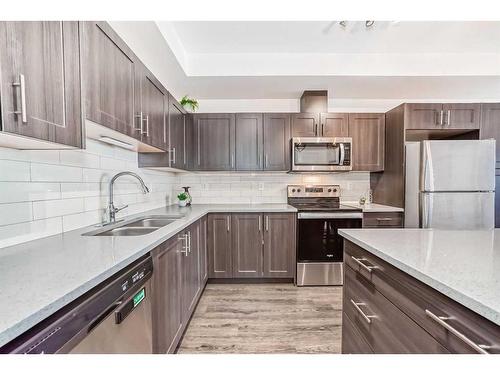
265;215;269;231
258;215;262;232
321;123;324;136
425;309;491;354
315;123;318;136
135;112;143;132
350;299;376;324
446;109;451;126
12;74;27;123
231;153;235;168
187;231;191;253
178;234;188;256
264;154;268;167
142;115;149;136
439;110;444;126
351;256;379;272
227;216;230;232
170;147;176;165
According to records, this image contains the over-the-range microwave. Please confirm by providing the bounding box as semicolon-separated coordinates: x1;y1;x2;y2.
291;137;352;172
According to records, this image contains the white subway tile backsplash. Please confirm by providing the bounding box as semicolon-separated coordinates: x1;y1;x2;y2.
0;217;62;249
0;160;31;181
62;210;103;232
60;150;100;168
33;198;85;220
31;163;82;182
0;202;33;226
24;150;61;164
60;182;103;199
0;182;61;203
100;156;127;171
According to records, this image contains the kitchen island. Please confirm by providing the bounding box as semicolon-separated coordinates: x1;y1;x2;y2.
339;228;500;354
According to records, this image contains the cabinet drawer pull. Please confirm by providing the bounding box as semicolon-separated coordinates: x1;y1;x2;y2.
351;256;379;272
258;215;262;232
376;218;393;222
439;110;444;126
425;309;491;354
12;74;27;123
350;299;376;324
265;215;269;232
227;216;230;232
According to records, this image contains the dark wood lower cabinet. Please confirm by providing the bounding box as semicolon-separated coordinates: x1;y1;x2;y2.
342;240;500;354
152;218;207;354
208;212;296;279
362;212;404;228
152;236;183;354
232;214;263;277
263;213;295;278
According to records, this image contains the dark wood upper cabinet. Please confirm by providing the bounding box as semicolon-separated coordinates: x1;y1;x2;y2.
263;113;291;171
136;66;167;151
207;214;232;278
480;103;500;167
169;95;187;169
235;113;263;170
404;103;443;129
231;213;263;278
405;103;481;130
193;113;235;171
83;21;137;139
263;213;296;278
320;113;349;137
442;103;481;129
291;113;319;137
348;113;385;172
152;237;183;354
0;21;83;148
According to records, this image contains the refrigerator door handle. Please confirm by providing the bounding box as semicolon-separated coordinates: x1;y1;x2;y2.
420;193;432;228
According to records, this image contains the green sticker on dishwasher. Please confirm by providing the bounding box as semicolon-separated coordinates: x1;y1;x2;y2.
133;288;145;307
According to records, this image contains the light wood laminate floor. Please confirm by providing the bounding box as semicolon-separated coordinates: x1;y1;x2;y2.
178;283;342;354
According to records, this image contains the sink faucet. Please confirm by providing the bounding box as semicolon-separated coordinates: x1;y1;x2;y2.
107;172;150;224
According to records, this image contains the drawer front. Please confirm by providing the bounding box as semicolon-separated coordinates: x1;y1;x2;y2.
342;312;374;354
344;265;449;354
345;240;500;354
363;212;403;228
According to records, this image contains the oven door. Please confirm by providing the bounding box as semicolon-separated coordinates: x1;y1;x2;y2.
292;137;352;172
297;212;362;262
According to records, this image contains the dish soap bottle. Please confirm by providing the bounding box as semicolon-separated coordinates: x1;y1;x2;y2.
182;186;192;206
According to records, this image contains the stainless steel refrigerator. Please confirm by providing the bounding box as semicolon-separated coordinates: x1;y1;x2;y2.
405;139;496;230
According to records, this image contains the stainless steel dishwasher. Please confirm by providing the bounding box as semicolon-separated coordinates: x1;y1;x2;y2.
2;255;153;354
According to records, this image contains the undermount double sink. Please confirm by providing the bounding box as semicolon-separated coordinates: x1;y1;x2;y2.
82;214;185;237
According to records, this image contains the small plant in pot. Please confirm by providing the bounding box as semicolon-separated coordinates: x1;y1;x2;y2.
180;95;199;112
177;192;189;207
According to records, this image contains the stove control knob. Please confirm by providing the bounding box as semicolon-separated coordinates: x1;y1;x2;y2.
297;189;301;193
333;188;338;192
328;188;332;193
291;189;296;193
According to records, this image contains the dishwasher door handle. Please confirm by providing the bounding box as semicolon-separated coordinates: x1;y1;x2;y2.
87;301;122;333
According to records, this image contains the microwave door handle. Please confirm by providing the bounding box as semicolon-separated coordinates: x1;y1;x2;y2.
339;143;345;165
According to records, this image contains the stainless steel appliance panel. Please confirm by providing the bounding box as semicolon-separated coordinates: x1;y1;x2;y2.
297;262;343;286
69;280;153;354
421;140;496;192
421;192;495;230
291;137;352;172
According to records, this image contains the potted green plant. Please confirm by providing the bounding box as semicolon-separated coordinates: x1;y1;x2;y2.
177;192;189;207
180;95;199;112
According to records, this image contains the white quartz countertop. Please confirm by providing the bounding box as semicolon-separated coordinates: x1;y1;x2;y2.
0;203;296;347
339;228;500;326
342;202;404;213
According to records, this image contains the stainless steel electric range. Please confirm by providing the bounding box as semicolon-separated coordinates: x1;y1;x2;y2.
287;184;362;286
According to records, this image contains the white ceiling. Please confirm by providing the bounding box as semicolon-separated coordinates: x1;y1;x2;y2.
170;21;500;54
150;21;500;103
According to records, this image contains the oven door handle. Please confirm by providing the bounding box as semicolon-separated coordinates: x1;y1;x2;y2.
339;143;345;165
297;212;363;219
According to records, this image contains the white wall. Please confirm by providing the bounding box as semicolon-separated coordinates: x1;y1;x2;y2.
0;136;176;249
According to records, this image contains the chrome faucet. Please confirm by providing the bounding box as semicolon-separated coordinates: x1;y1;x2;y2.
106;172;150;224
